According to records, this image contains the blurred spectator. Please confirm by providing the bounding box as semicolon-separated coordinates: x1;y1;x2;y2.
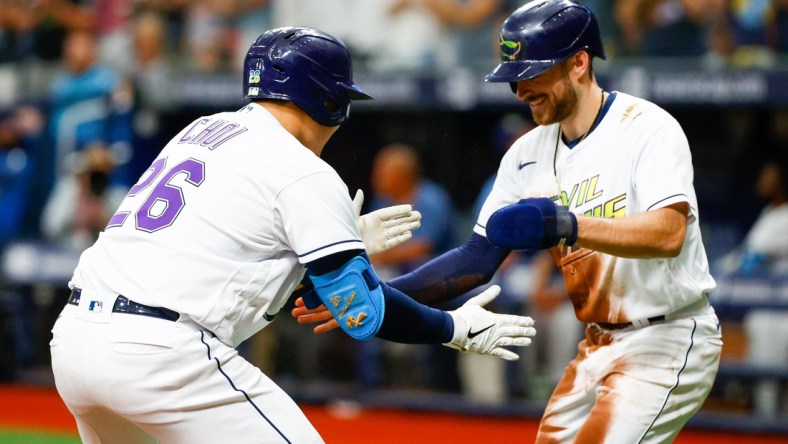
714;153;788;420
614;0;719;57
48;30;134;188
716;157;788;276
230;0;272;69
359;142;457;390
273;0;452;72
127;9;171;180
131;9;171;110
28;0;96;62
95;0;135;73
181;0;236;72
40;143;127;250
772;0;788;53
0;1;34;62
389;0;504;71
0;105;44;243
369;142;456;277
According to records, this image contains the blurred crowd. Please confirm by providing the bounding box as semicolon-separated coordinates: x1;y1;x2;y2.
0;0;786;244
1;1;788;75
0;0;786;412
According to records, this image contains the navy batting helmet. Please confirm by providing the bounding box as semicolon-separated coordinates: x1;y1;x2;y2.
485;0;606;89
243;27;372;127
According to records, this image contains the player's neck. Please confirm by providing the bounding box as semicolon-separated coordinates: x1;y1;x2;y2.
560;85;605;142
260;101;336;156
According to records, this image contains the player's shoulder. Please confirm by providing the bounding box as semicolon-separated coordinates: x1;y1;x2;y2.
610;91;681;129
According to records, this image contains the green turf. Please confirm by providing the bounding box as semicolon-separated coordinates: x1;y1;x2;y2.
0;428;80;443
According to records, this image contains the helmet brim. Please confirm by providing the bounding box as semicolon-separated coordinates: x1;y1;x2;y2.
484;60;558;83
345;83;373;101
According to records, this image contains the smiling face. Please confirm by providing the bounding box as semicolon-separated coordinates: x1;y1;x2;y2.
515;59;579;126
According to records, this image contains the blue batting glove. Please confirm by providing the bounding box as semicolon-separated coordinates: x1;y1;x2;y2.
486;198;577;250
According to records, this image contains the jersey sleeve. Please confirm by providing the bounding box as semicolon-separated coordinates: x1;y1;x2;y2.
275;171;364;263
474;148;522;237
632;117;698;223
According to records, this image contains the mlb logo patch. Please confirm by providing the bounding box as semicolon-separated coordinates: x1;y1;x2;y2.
248;87;259;96
89;300;104;313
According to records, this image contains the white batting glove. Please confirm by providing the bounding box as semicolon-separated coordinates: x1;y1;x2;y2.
353;189;422;256
444;285;536;361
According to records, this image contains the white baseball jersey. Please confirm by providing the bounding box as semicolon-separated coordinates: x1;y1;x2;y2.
475;91;716;324
70;103;364;347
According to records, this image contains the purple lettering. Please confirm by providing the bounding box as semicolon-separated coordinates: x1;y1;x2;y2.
179;118;209;143
206;127;247;150
136;158;206;232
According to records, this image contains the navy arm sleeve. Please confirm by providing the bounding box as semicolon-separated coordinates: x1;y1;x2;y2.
376;282;453;344
388;233;511;306
305;250;454;344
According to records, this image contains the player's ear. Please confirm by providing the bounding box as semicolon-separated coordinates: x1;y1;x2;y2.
572;51;593;81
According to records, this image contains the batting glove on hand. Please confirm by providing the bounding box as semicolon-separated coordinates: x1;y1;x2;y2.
444;285;536;361
486;197;577;250
353;189;422;256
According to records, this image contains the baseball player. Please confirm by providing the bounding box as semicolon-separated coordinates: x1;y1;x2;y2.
294;2;723;442
49;27;537;444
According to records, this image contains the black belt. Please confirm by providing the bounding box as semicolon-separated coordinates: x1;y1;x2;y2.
68;288;180;322
595;314;666;330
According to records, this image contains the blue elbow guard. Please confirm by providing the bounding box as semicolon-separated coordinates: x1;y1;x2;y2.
308;255;385;341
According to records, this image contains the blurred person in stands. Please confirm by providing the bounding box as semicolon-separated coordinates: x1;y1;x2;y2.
388;0;505;70
0;2;34;62
273;0;453;72
48;30;134;190
28;0;95;62
716;154;788;418
94;0;135;73
0;105;44;243
41;143;128;250
181;0;236;72
776;0;788;53
716;157;788;276
614;0;723;57
359;142;458;389
129;9;172;179
229;0;272;68
369;143;456;278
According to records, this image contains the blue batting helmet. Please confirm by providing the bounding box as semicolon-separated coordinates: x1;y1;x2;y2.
243;27;372;127
485;0;606;88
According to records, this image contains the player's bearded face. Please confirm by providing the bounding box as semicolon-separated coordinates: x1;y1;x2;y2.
518;63;578;126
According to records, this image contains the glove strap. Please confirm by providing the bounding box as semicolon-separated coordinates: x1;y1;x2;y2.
554;206;578;247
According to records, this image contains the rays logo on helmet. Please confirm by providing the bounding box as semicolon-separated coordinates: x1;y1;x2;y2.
499;35;522;61
248;69;261;84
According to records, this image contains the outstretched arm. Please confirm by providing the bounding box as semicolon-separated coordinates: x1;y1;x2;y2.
388;233;512;305
292;233;511;331
302;249;534;360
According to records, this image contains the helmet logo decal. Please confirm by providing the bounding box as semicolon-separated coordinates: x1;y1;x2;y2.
248;69;261;84
499;35;522;61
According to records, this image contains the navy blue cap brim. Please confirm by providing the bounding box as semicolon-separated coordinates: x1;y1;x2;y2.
345;83;373;100
484;60;558;83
